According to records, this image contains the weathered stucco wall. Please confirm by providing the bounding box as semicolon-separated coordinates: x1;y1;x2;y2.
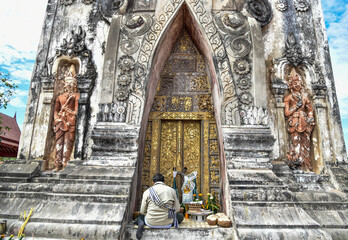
5;0;348;239
18;0;347;185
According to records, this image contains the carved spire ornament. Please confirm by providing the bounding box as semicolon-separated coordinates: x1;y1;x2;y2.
55;26;90;59
283;33;304;66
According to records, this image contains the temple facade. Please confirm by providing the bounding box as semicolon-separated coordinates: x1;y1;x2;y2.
1;0;348;239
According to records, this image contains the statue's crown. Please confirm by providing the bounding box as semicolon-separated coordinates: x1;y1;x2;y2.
288;68;301;85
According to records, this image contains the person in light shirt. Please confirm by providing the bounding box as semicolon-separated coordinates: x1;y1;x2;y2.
136;173;184;239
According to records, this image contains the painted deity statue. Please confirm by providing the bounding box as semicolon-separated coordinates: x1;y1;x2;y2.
284;68;315;170
181;171;197;203
54;64;80;171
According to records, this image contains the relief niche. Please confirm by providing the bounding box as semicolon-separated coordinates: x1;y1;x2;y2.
45;60;80;171
53;64;80;171
284;68;315;171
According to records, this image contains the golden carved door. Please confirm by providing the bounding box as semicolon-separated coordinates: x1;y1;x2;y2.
141;30;220;202
159;120;201;192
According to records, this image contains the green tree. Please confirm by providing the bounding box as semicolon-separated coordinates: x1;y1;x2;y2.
0;72;18;138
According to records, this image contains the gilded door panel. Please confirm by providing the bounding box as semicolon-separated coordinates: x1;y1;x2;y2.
183;121;201;193
159;121;178;187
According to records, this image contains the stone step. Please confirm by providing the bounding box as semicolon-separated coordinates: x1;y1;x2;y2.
124;225;235;240
301;209;348;229
0;191;128;203
233;205;320;228
0;163;40;178
65;166;135;180
1;200;126;225
232;201;348;210
228;169;283;185
31;176;132;185
331;166;348;180
229;184;288;189
227;157;272;169
0;176;29;183
7;221;121;239
0;182;130;195
294;191;348;202
237;228;333;240
82;158;136;167
230;188;294;201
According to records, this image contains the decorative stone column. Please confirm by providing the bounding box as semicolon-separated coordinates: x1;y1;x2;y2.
311;73;332;168
271;73;288;160
75;61;96;160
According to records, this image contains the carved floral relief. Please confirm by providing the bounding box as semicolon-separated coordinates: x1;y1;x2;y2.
293;0;310;12
276;0;288;11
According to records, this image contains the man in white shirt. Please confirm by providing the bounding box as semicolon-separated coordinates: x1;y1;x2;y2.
136;173;184;239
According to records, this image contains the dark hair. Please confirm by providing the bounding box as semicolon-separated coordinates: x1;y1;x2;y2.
153;173;165;183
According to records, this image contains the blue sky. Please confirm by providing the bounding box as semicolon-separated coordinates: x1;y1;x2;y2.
1;0;348;149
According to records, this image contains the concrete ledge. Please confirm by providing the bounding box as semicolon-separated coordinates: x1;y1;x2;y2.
237;228;332;239
0;163;40;178
124;226;236;240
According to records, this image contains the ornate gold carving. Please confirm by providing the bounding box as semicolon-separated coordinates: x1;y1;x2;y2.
149;112;214;120
191;76;209;91
211;156;219;170
146;122;152;140
197;55;206;75
159;121;178;187
150;119;160;181
161;61;174;77
173;31;197;54
198;95;213;112
171;96;180;111
144;142;151;157
183;121;201;192
142;170;150;190
177;121;182;172
152;96;166;111
209;124;217;139
210;140;218;155
203;120;210;199
210;171;220;185
185;97;192;111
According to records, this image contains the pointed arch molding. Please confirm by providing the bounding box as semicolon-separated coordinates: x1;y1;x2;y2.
130;0;239;125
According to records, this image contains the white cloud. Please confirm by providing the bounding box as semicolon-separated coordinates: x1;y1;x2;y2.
11;69;33;81
14;89;30;97
0;45;36;66
324;4;348;119
8;96;26;109
0;1;47;52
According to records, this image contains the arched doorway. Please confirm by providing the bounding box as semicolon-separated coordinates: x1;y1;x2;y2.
141;30;221;202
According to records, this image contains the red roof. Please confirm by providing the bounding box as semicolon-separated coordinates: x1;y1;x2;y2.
0;113;21;156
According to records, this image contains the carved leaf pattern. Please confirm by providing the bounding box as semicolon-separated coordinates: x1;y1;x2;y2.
160;121;178;186
183;122;201;191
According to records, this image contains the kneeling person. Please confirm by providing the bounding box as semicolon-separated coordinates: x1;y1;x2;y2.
136;173;183;239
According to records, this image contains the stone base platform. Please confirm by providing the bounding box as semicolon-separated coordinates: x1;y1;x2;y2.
125;218;236;240
0;161;136;240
